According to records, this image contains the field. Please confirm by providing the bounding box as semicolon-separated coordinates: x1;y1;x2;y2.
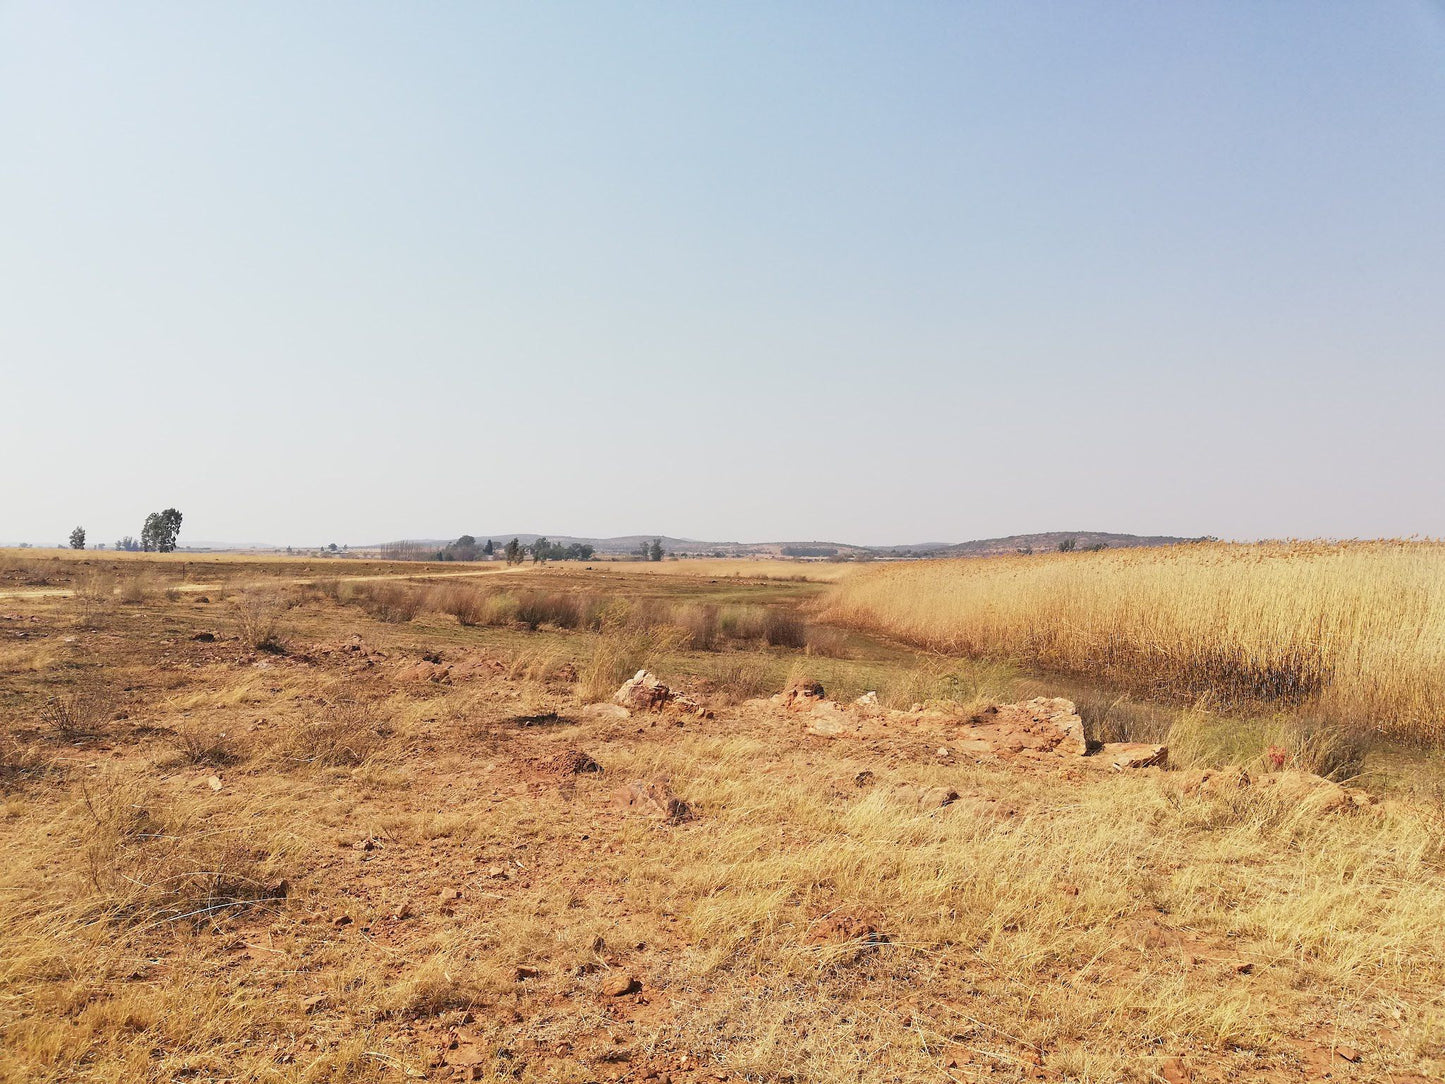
827;541;1445;744
2;548;1443;1083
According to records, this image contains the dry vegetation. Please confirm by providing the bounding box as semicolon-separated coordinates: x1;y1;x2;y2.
827;541;1445;744
1;548;1443;1083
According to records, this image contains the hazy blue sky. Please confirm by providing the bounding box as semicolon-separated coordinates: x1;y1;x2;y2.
3;2;1443;547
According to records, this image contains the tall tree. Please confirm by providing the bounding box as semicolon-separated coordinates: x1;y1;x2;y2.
648;538;664;562
531;536;549;564
68;526;86;550
504;538;523;565
141;508;183;553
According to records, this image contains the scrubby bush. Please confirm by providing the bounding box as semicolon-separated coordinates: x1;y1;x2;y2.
762;610;807;649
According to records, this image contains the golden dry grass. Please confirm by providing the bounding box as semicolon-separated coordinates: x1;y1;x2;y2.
2;552;1444;1082
827;541;1445;743
602;558;854;582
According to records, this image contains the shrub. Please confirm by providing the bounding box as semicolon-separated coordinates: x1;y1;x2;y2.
762;610;807;649
230;591;289;653
515;591;583;631
356;583;423;623
163;724;244;768
674;604;719;650
802;625;849;658
717;605;768;642
71;571;113;626
40;680;114;741
116;572;153;605
271;699;393;770
429;584;487;626
79;775;283;928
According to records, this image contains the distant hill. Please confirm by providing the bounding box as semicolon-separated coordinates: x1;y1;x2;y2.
89;530;1205;559
928;531;1206;557
445;531;1206;559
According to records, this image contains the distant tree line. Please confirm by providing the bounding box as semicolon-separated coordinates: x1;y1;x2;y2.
781;545;838;558
526;537;595;563
58;509;181;553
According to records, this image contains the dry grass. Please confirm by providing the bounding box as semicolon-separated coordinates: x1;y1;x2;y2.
229;589;290;652
3;553;1445;1083
604;558;855;582
827;541;1445;742
578;603;689;701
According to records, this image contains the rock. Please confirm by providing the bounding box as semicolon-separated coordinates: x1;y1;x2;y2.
1100;742;1168;770
853;770;875;788
805;702;850;736
438;887;462;902
513;966;540;982
331;913;352;927
1024;697;1088;755
1256;770;1375;814
1158;1057;1190;1084
302;993;329;1013
601;973;640;996
191;632;216;642
205;775;223;791
854;691;879;707
773;678;826;710
953;698;1088;757
614;671;704;715
611;779;690;823
1335;1046;1361;1063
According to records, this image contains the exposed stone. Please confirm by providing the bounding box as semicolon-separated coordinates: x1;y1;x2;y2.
611;779;690;823
955;698;1088;757
601;972;640;996
805;701;850;736
1100;742;1169;770
1025;697;1088;755
774;679;826;711
1256;770;1376;813
614;671;705;715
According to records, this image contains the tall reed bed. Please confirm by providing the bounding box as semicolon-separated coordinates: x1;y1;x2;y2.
825;541;1445;742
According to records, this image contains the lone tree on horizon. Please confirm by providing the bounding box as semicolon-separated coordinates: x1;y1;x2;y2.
648;538;664;562
504;538;523;565
68;526;86;550
141;508;183;553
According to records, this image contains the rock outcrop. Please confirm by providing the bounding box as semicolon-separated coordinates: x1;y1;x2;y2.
613;670;705;716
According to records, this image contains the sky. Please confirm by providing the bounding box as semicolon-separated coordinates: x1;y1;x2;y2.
3;2;1444;548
